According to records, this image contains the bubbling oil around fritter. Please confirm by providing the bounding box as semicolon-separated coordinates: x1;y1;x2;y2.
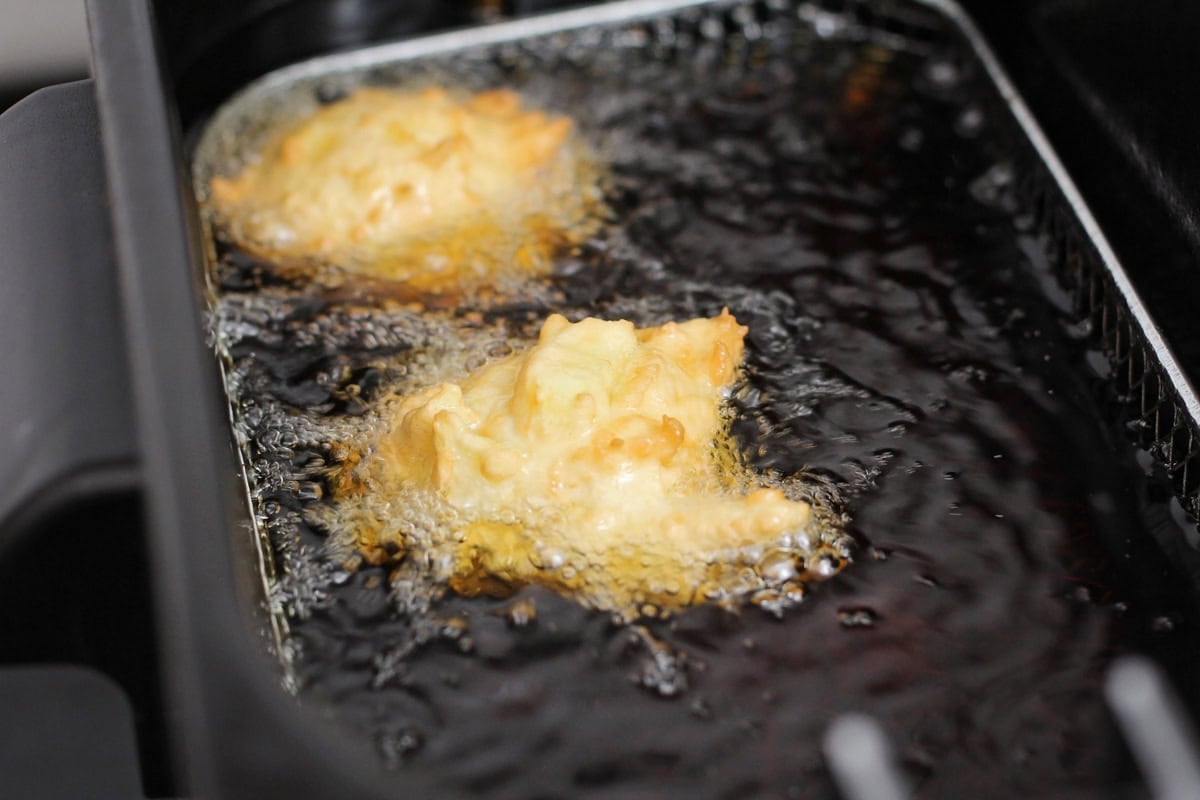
326;310;847;620
206;87;603;293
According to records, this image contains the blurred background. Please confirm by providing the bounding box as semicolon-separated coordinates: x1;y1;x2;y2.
0;0;90;112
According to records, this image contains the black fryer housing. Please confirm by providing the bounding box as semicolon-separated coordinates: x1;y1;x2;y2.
2;1;1200;797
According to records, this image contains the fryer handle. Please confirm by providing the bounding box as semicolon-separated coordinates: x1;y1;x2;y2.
0;79;139;553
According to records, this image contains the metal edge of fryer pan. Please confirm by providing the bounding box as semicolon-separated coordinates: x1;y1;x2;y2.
916;0;1200;431
192;0;741;170
230;0;740;95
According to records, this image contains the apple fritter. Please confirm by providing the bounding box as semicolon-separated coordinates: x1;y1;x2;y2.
208;87;600;291
331;311;833;618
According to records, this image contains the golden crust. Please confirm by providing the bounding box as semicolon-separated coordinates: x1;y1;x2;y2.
332;311;822;617
207;87;599;291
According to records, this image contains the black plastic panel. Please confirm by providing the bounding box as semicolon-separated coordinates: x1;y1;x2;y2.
0;666;145;800
0;80;138;555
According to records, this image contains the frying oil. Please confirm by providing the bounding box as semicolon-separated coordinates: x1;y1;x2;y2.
204;5;1200;798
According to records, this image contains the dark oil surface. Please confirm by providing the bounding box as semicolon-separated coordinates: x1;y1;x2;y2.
205;4;1200;798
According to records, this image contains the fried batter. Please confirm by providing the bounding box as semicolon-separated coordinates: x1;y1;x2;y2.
332;311;827;617
208;87;599;290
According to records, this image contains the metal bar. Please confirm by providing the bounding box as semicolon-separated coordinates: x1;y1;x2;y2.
1106;656;1200;800
824;714;910;800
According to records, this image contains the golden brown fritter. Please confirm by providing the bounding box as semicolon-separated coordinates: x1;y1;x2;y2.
331;311;826;618
208;87;600;291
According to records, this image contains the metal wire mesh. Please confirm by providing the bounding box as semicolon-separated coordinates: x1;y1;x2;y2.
1018;152;1200;519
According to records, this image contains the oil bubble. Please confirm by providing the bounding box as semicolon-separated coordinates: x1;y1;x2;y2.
837;607;878;628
